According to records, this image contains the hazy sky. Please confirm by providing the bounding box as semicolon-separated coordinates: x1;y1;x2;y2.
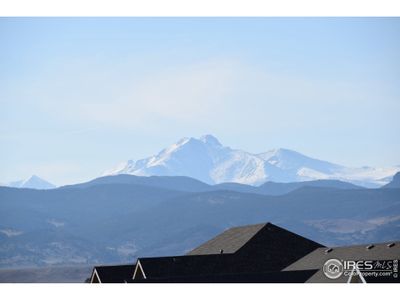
1;17;399;185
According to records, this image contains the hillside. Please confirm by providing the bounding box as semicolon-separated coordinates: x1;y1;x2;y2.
0;175;399;270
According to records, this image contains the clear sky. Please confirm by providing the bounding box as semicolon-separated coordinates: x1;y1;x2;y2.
1;17;399;186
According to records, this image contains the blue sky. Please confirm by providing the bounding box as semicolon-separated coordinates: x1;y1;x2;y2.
1;17;399;185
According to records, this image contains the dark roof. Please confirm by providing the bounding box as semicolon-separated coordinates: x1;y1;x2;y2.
233;223;324;260
131;269;319;283
91;264;135;283
364;276;400;283
187;223;265;255
284;241;400;283
135;222;324;280
187;222;323;256
136;254;235;279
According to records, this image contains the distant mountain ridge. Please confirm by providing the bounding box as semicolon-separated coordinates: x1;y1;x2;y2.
62;174;364;196
61;174;211;193
8;175;55;190
1;174;399;269
104;135;400;187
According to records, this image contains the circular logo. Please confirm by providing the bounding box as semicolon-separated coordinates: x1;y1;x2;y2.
323;259;343;279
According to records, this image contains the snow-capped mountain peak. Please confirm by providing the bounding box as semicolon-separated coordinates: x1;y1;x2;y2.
199;134;222;147
8;175;56;190
258;148;342;172
103;135;400;187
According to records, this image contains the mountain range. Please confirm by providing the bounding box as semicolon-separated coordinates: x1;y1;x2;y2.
64;174;364;195
104;135;400;188
1;173;399;271
1;134;399;280
5;135;399;189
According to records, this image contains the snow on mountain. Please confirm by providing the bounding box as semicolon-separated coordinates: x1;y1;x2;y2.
8;175;56;190
103;135;400;187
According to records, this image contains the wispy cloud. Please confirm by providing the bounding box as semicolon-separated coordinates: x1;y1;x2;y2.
64;59;242;128
23;56;390;129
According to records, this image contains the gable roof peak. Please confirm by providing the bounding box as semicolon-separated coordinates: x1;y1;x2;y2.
186;222;269;256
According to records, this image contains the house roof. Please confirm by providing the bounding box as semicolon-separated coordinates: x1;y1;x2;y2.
187;223;265;255
135;254;235;279
284;241;400;283
135;223;324;280
91;264;135;283
187;222;323;256
89;222;399;283
131;269;319;283
233;223;324;261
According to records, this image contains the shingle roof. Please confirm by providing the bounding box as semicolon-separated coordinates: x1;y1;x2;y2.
91;264;135;283
135;254;321;282
135;223;324;280
233;223;324;261
136;254;234;279
90;222;400;283
187;222;323;256
284;241;400;283
187;223;266;255
131;269;319;283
